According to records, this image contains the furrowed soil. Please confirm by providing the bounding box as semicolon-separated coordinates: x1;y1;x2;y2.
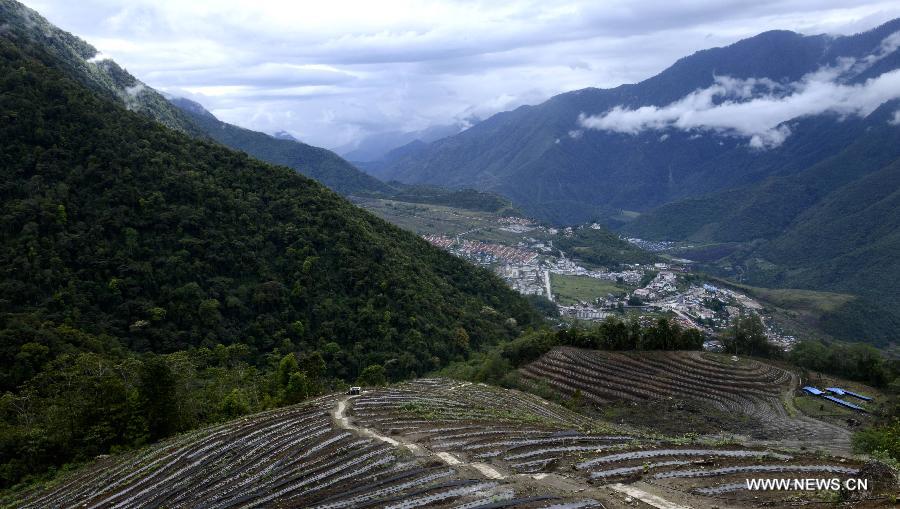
8;375;895;508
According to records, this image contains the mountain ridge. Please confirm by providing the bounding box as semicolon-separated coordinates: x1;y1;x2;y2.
168;96;395;196
0;0;390;197
377;19;900;223
369;19;900;344
0;1;540;484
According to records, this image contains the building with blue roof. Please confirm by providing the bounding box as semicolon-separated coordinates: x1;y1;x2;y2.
822;395;866;412
826;387;872;401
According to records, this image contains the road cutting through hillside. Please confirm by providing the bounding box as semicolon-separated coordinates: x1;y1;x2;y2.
331;396;694;509
609;483;692;509
333;396;474;468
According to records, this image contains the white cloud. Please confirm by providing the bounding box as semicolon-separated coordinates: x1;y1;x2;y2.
124;83;145;97
20;0;900;148
86;51;110;63
580;33;900;148
890;110;900;125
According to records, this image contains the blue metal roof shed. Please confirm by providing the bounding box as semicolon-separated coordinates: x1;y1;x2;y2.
802;386;823;395
823;395;866;412
826;387;872;401
844;390;872;401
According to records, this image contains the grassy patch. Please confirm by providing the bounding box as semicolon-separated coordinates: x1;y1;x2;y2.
550;274;624;305
610;210;641;222
793;394;860;418
705;277;857;340
709;278;854;315
398;399;559;427
748;288;854;314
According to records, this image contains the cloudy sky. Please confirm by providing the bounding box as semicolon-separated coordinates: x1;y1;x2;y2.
580;31;900;148
22;0;900;150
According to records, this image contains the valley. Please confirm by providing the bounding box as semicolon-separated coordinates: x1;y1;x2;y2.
366;19;900;346
356;197;808;350
0;1;898;507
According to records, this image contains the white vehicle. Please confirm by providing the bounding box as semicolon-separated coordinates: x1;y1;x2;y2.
347;386;362;395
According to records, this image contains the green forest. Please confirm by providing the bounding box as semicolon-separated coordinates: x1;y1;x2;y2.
0;32;539;487
554;227;658;267
386;185;522;215
170;97;395;197
439;316;705;385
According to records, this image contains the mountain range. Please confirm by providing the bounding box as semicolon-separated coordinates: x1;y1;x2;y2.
375;20;900;222
0;0;541;478
3;0;900;490
167;96;394;196
335;121;473;163
369;19;900;345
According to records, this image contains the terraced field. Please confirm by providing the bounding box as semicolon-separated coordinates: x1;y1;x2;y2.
9;392;605;508
519;347;851;451
350;379;618;475
351;379;876;508
10;378;885;508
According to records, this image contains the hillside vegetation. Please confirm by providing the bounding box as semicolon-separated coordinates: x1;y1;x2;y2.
0;26;538;486
0;0;202;136
386;185;521;215
626;133;900;344
555;227;657;267
0;0;390;197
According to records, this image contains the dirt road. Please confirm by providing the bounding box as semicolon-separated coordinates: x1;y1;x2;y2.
331;396;700;509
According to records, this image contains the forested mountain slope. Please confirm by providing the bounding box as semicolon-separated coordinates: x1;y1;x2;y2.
0;16;538;486
377;20;900;225
0;13;539;386
623;103;900;343
0;0;390;196
169;97;395;196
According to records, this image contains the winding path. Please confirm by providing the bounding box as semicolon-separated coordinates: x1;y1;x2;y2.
332;396;505;479
609;483;692;509
331;396;692;509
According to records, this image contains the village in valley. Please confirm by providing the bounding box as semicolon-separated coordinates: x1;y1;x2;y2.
422;216;799;351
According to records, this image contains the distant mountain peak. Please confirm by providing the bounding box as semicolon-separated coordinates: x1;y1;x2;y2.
336;121;476;163
272;130;300;142
378;18;900;223
166;96;217;119
168;98;395;195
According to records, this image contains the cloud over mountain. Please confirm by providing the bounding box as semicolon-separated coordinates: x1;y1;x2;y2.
21;0;900;148
580;31;900;148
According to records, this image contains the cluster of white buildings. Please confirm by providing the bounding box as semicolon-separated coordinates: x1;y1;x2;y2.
633;271;678;300
624;237;686;252
422;235;538;265
498;263;547;297
558;304;610;320
424;220;797;349
638;282;796;349
498;216;537;233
